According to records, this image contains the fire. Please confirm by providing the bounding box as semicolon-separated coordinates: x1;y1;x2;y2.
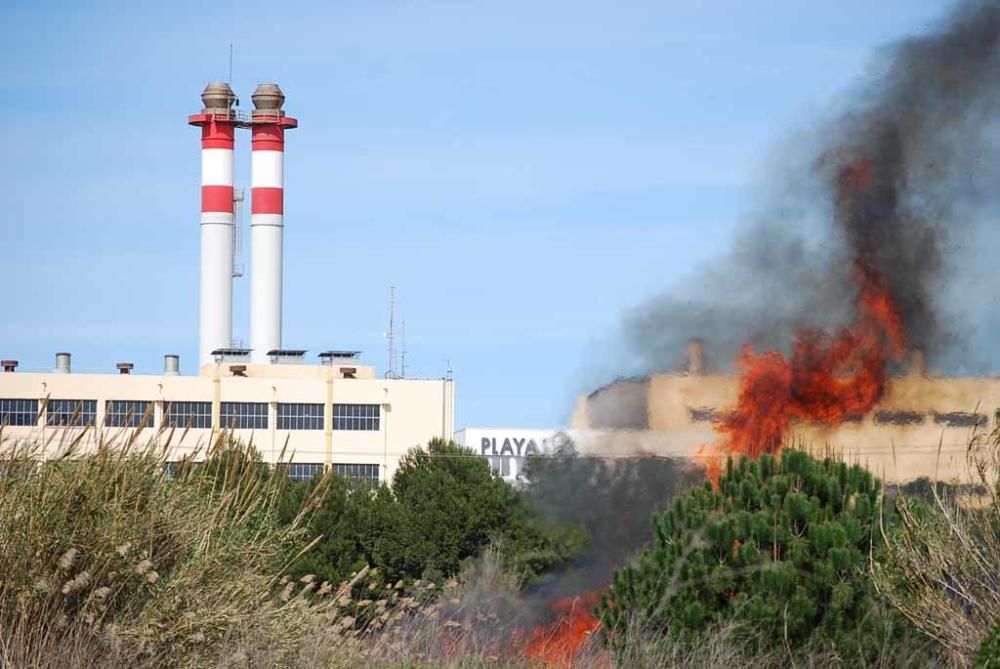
700;159;908;481
524;590;606;668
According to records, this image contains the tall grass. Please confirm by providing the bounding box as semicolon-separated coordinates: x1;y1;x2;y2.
0;429;354;668
872;426;1000;664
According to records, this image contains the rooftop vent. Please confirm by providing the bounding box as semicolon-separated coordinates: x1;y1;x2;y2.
212;348;251;364
319;350;362;365
164;354;180;376
267;349;307;365
229;365;247;377
54;352;71;374
340;367;357;379
1;360;17;373
117;362;134;375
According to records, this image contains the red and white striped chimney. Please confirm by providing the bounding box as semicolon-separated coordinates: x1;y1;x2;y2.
189;83;239;366
249;84;297;363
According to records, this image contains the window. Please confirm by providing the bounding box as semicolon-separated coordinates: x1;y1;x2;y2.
105;400;153;428
689;408;718;423
874;410;925;426
284;463;325;481
0;399;39;427
934;412;987;428
46;399;97;427
220;402;268;430
164;401;212;429
163;462;181;479
277;403;323;430
332;403;380;431
332;463;379;489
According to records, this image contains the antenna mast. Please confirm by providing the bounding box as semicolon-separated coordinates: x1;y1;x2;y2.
400;317;407;378
385;286;397;378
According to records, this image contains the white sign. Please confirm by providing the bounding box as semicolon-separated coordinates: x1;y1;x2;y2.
454;428;563;481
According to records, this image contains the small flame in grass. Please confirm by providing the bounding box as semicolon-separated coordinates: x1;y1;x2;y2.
524;590;606;668
695;442;724;485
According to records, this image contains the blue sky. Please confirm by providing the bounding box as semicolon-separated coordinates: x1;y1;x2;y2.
0;0;952;427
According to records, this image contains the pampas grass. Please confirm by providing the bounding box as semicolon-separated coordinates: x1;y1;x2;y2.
0;429;352;668
872;425;1000;665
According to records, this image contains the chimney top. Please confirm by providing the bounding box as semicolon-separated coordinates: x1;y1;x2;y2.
1;360;17;373
116;362;134;375
251;83;285;116
200;82;237;114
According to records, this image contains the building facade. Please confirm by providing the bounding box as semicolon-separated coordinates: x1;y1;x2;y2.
570;340;1000;484
0;80;458;486
0;354;455;485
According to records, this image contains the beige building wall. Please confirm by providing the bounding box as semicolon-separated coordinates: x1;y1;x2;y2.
574;372;1000;484
0;362;456;483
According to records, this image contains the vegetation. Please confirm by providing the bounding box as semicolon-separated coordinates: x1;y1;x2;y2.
873;427;1000;665
7;428;1000;668
977;624;1000;669
281;438;586;587
598;450;920;663
0;434;351;668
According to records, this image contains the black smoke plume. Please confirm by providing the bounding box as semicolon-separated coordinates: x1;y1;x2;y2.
622;0;1000;377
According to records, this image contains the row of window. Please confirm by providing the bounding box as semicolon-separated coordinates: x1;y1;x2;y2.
688;407;997;428
0;399;381;431
247;461;380;487
162;461;381;488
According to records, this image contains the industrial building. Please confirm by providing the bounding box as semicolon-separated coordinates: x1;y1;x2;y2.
0;82;455;484
570;339;1000;483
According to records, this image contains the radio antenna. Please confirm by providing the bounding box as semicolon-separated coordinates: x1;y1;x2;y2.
385;286;397;378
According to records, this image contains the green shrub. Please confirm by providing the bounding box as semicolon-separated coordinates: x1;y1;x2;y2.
283;438;585;586
598;450;914;661
977;624;1000;668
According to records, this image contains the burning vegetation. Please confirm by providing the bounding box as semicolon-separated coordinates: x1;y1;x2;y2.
522;591;605;668
700;167;910;479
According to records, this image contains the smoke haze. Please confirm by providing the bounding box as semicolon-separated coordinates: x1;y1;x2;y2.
622;0;1000;376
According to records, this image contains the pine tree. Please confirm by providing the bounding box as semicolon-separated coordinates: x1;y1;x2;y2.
598;450;911;659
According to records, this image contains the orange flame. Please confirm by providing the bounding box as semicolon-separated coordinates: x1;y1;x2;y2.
524;591;606;668
700;160;907;483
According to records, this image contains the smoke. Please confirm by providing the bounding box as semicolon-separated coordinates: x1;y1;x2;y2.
518;439;699;600
384;442;699;660
622;0;1000;376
